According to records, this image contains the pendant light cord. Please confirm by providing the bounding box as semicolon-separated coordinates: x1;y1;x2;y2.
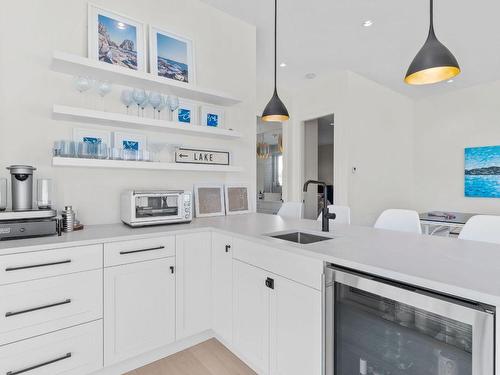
429;0;435;34
274;0;277;92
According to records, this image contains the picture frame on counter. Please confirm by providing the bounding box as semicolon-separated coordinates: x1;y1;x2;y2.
88;3;146;71
224;184;250;215
175;148;230;166
200;105;225;128
194;184;225;218
149;26;195;85
73;127;111;146
113;131;147;150
173;100;198;125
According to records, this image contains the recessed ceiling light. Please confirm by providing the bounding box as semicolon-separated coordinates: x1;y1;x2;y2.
305;73;316;79
279;62;287;68
363;20;374;27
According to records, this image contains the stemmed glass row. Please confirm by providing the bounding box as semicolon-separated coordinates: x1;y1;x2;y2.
120;89;179;119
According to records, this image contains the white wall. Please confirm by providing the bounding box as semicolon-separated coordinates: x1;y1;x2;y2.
413;80;500;215
0;0;256;224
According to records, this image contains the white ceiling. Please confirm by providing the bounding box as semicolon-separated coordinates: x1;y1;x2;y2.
200;0;500;100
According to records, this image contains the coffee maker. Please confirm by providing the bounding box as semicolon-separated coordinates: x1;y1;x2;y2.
0;165;61;240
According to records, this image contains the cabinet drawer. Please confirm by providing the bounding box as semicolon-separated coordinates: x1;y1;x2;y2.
0;270;102;345
104;236;175;267
0;244;102;285
0;320;103;375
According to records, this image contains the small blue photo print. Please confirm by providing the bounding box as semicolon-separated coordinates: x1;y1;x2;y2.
123;140;139;150
207;113;219;127
178;108;191;123
83;137;102;144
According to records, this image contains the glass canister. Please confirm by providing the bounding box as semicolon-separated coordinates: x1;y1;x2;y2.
37;179;53;209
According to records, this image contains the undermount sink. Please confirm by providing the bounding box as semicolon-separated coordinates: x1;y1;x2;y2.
268;231;333;244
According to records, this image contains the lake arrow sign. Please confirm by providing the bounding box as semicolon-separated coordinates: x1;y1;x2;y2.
174;148;230;166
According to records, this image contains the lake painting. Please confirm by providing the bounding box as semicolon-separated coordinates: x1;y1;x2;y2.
465;146;500;198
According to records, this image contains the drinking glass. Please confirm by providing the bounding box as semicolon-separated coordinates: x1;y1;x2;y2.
157;95;167;120
132;89;147;117
148;92;162;119
74;76;92;106
37;179;53;209
53;140;76;158
0;178;7;211
167;95;179;120
97;81;112;111
148;143;165;162
120;89;134;115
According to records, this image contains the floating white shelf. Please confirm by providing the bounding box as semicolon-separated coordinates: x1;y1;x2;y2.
52;157;242;172
51;51;242;106
53;105;242;139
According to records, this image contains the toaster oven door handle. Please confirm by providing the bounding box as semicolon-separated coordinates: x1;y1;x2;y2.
119;246;165;255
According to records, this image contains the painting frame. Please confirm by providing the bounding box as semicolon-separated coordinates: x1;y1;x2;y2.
149;25;196;85
112;131;147;150
73;127;111;146
200;105;225;128
173;99;198;125
224;184;251;215
464;145;500;198
88;3;146;71
194;184;225;218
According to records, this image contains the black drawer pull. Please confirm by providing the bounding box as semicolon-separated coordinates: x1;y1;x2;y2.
5;260;71;272
265;277;275;290
5;299;72;318
225;244;231;253
119;246;165;255
7;352;72;375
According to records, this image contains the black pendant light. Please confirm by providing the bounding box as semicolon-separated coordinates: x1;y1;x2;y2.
262;0;289;122
405;0;460;85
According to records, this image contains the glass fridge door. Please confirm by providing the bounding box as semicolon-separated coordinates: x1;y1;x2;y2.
330;268;494;375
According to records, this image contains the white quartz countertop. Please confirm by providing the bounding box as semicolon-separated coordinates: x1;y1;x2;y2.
2;213;500;306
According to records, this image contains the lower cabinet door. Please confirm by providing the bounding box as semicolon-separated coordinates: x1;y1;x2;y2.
0;320;103;375
176;232;212;340
104;257;175;365
233;260;270;375
211;232;233;344
270;275;322;375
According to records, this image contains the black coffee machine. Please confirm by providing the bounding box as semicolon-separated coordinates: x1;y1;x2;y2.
0;165;61;240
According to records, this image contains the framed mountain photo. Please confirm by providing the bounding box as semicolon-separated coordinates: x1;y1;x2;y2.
88;4;146;71
465;146;500;198
149;26;195;85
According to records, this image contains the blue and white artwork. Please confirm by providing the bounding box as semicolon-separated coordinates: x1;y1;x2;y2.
83;137;102;144
465;146;500;198
98;14;138;70
206;113;219;127
156;32;189;83
178;108;191;123
122;140;139;150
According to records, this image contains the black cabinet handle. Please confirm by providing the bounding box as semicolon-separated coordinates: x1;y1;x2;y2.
170;266;175;274
225;244;231;253
5;259;71;272
5;299;72;318
265;277;274;290
7;352;72;375
119;246;165;255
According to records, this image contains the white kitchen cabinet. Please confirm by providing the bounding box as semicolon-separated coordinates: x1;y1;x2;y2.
176;232;212;340
211;232;233;344
233;260;322;375
104;257;175;366
233;260;270;375
270;275;322;375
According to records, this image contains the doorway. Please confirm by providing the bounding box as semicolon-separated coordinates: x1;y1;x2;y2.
303;114;334;219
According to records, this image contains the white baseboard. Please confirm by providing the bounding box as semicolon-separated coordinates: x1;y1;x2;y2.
90;330;214;375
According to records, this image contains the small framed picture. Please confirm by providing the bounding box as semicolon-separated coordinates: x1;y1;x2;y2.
73;128;111;146
88;4;146;71
149;26;195;85
194;184;225;217
173;100;198;125
113;131;147;150
200;105;225;128
224;184;251;215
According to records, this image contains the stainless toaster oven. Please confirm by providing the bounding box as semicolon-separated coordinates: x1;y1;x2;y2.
121;190;192;227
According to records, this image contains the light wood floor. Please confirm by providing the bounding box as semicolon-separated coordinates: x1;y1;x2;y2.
124;339;257;375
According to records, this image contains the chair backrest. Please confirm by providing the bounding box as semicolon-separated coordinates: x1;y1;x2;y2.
374;209;422;234
458;215;500;244
277;202;304;220
317;205;351;227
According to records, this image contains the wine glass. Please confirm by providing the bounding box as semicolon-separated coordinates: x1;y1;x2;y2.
148;92;162;119
157;95;167;120
97;81;112;111
74;76;92;106
121;89;133;115
167;95;179;121
132;89;147;117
